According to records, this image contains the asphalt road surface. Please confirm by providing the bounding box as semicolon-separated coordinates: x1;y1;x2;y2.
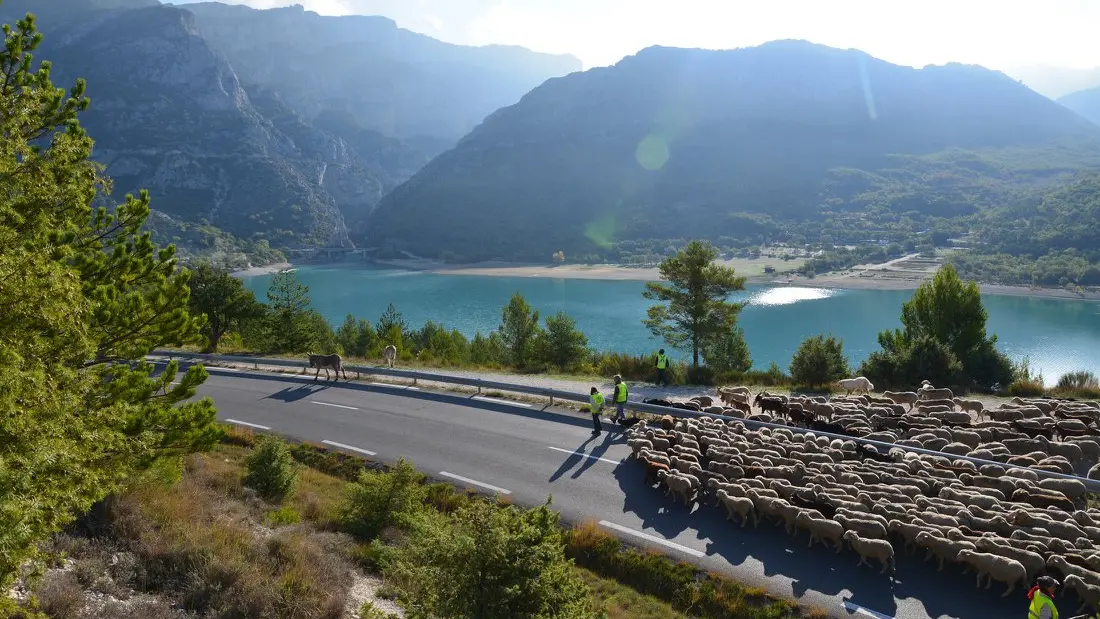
177;364;1024;619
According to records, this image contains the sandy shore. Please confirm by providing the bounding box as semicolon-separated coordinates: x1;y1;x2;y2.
231;262;292;277
372;258;1100;301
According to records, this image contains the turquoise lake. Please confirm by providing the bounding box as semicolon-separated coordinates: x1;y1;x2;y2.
241;265;1100;385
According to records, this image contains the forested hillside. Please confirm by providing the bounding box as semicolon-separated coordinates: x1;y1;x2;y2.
367;41;1100;262
0;0;579;264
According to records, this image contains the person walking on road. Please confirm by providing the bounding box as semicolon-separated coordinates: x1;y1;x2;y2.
589;387;605;435
655;349;670;387
1027;575;1059;619
612;375;628;423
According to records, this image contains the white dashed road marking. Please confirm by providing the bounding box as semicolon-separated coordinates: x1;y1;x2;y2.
842;601;893;619
598;521;705;557
311;401;358;410
439;471;512;495
548;446;621;465
225;419;270;430
321;440;376;456
473;396;531;408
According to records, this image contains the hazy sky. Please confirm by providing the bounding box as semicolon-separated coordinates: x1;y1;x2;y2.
169;0;1100;74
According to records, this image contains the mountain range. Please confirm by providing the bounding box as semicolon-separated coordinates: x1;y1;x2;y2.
4;1;1100;267
1060;87;1100;126
0;0;579;262
368;41;1100;261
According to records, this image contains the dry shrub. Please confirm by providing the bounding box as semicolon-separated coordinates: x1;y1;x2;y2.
97;599;191;619
35;572;85;619
96;458;353;619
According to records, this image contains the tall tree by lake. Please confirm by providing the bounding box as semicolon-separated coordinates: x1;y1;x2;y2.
0;12;218;586
643;241;746;367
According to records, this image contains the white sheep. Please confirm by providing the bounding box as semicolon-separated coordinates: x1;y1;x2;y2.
843;530;895;573
1063;574;1100;615
974;537;1045;582
953;397;985;419
796;511;844;552
836;376;873;395
835;513;889;540
956;549;1026;596
658;470;696;506
717;490;754;527
916;530;974;571
382;344;397;367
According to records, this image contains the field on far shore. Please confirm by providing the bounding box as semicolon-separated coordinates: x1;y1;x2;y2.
233;251;1100;302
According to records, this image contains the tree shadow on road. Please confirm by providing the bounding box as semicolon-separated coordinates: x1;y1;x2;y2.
264;384;327;403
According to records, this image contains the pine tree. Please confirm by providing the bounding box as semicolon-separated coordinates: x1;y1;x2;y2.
498;292;542;368
0;11;218;586
188;262;264;352
643;241;746;367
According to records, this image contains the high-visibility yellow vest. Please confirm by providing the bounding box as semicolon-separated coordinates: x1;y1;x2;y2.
1028;592;1057;619
615;383;628;403
656;353;668;369
590;392;604;411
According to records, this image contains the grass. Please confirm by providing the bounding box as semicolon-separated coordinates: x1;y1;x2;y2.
579;567;690;619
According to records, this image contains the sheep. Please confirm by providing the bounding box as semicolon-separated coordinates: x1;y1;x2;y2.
837;377;874;395
1011;488;1075;512
1048;556;1100;588
884;391;919;409
843;530;895;573
953;397;985;419
382;344;397;367
956;549;1027;596
716;489;754;527
974;537;1046;582
658;470;696;506
916;531;974;571
1037;477;1088;501
796;511;844;552
919;386;954;401
1064;574;1100;615
835;512;888;540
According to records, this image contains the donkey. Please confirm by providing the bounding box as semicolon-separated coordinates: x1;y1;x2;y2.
382;344;397;368
308;353;347;381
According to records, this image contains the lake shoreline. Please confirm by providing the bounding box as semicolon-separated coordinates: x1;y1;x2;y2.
231;262;293;277
369;259;1100;301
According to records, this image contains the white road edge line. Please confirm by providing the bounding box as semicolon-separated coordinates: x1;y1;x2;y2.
473;395;532;408
842;601;893;619
311;401;359;410
598;521;705;558
211;367;242;372
224;418;270;430
439;471;512;495
321;440;376;456
548;446;621;465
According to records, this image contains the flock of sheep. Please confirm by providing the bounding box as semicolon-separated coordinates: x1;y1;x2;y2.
632;380;1100;613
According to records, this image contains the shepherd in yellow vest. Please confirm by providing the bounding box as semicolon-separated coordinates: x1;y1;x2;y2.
612;375;628;422
1027;576;1058;619
655;349;670;387
589;387;605;435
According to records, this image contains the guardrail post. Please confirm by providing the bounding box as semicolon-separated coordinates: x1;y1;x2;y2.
413;377;418;386
549;395;554;406
478;386;482;394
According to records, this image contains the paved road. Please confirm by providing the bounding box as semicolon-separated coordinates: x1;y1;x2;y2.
179;365;1022;619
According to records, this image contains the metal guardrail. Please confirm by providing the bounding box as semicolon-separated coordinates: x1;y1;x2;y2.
152;349;1100;492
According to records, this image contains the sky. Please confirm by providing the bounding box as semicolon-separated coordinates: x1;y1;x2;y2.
168;0;1100;93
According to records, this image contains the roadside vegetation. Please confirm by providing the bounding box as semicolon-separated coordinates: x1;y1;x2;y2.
14;430;807;619
189;249;1089;399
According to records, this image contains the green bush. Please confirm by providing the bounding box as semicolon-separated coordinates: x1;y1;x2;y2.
789;335;849;388
264;505;301;527
1008;379;1046;397
244;436;299;502
701;326;752;374
387;500;597;619
741;362;790;387
534;311;588;371
338;459;426;540
1057;370;1100;393
289;443;371;481
592;351;685;384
